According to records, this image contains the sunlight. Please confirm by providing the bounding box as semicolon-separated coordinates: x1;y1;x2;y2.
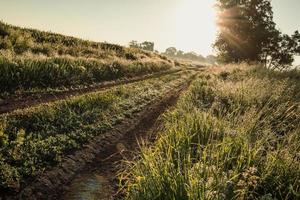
171;0;217;56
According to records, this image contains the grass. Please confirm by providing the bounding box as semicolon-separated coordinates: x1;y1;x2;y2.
0;21;174;95
0;70;194;193
0;52;172;94
120;64;300;200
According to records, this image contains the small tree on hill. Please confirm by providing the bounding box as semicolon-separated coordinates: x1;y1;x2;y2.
165;47;177;56
140;41;154;51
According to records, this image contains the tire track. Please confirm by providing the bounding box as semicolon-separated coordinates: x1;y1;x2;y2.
0;69;181;114
6;74;195;200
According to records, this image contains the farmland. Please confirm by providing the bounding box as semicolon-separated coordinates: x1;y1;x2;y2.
0;21;199;198
121;65;300;199
0;20;299;200
0;21;173;97
0;69;196;196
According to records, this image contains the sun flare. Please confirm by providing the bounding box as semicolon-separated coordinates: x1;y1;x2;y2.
171;0;217;56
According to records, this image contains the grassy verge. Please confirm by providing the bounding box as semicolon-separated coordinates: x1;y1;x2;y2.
0;52;173;95
0;21;173;95
120;65;300;200
0;70;194;193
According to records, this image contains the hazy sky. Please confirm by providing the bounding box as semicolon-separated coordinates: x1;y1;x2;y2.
0;0;299;61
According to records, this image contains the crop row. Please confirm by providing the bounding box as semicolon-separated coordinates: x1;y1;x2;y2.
0;70;194;193
0;54;172;94
121;65;300;199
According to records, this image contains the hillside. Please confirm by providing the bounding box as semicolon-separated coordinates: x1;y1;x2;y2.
0;21;174;95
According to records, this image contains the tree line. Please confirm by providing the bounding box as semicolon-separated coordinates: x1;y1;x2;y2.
129;40;155;52
163;47;217;65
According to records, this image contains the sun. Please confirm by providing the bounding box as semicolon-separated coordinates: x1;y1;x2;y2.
171;0;217;56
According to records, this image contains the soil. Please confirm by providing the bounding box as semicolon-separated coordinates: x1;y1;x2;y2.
3;75;194;200
0;69;181;114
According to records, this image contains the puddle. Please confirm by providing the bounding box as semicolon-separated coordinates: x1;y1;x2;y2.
63;172;113;200
62;142;126;200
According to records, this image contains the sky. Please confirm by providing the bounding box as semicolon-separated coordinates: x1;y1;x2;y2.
0;0;299;63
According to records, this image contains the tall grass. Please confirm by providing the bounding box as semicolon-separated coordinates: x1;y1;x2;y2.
0;21;173;94
0;71;193;193
0;54;172;93
120;65;300;199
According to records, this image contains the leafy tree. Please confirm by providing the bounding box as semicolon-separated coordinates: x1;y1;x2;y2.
214;0;299;69
165;47;177;56
129;40;139;48
292;31;300;54
129;40;154;51
140;41;154;51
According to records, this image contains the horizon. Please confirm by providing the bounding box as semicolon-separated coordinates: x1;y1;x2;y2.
0;0;299;64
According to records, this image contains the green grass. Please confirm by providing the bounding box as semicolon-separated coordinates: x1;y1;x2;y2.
0;53;172;94
0;21;174;94
120;65;300;200
0;70;194;193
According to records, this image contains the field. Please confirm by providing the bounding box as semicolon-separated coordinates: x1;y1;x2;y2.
0;21;299;200
0;21;173;98
0;21;197;198
121;65;300;200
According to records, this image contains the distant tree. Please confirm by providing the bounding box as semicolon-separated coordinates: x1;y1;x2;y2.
129;41;154;51
140;41;154;51
129;40;139;48
177;50;184;57
214;0;299;69
183;52;197;60
165;47;177;56
206;55;218;64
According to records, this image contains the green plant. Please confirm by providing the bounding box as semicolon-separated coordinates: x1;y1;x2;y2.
121;65;300;200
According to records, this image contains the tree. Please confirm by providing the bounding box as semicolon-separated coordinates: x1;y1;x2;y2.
165;47;177;56
129;41;154;51
292;31;300;55
140;41;154;51
129;40;139;48
214;0;299;68
177;50;184;57
206;55;218;64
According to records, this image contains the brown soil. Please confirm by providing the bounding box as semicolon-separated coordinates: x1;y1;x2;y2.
0;69;181;114
3;75;194;200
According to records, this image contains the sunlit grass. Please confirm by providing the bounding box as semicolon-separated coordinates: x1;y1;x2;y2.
120;65;300;199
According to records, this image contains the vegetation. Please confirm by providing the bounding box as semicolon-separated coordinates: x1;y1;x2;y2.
0;53;171;94
121;65;300;199
0;22;173;94
129;41;155;52
163;47;217;65
0;70;194;193
214;0;300;69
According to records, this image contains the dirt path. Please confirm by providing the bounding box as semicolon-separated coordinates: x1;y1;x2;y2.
0;69;181;114
61;81;183;200
6;76;194;200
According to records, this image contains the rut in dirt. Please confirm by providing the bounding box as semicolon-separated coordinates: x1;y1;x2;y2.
0;69;180;114
60;80;192;200
10;77;195;200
